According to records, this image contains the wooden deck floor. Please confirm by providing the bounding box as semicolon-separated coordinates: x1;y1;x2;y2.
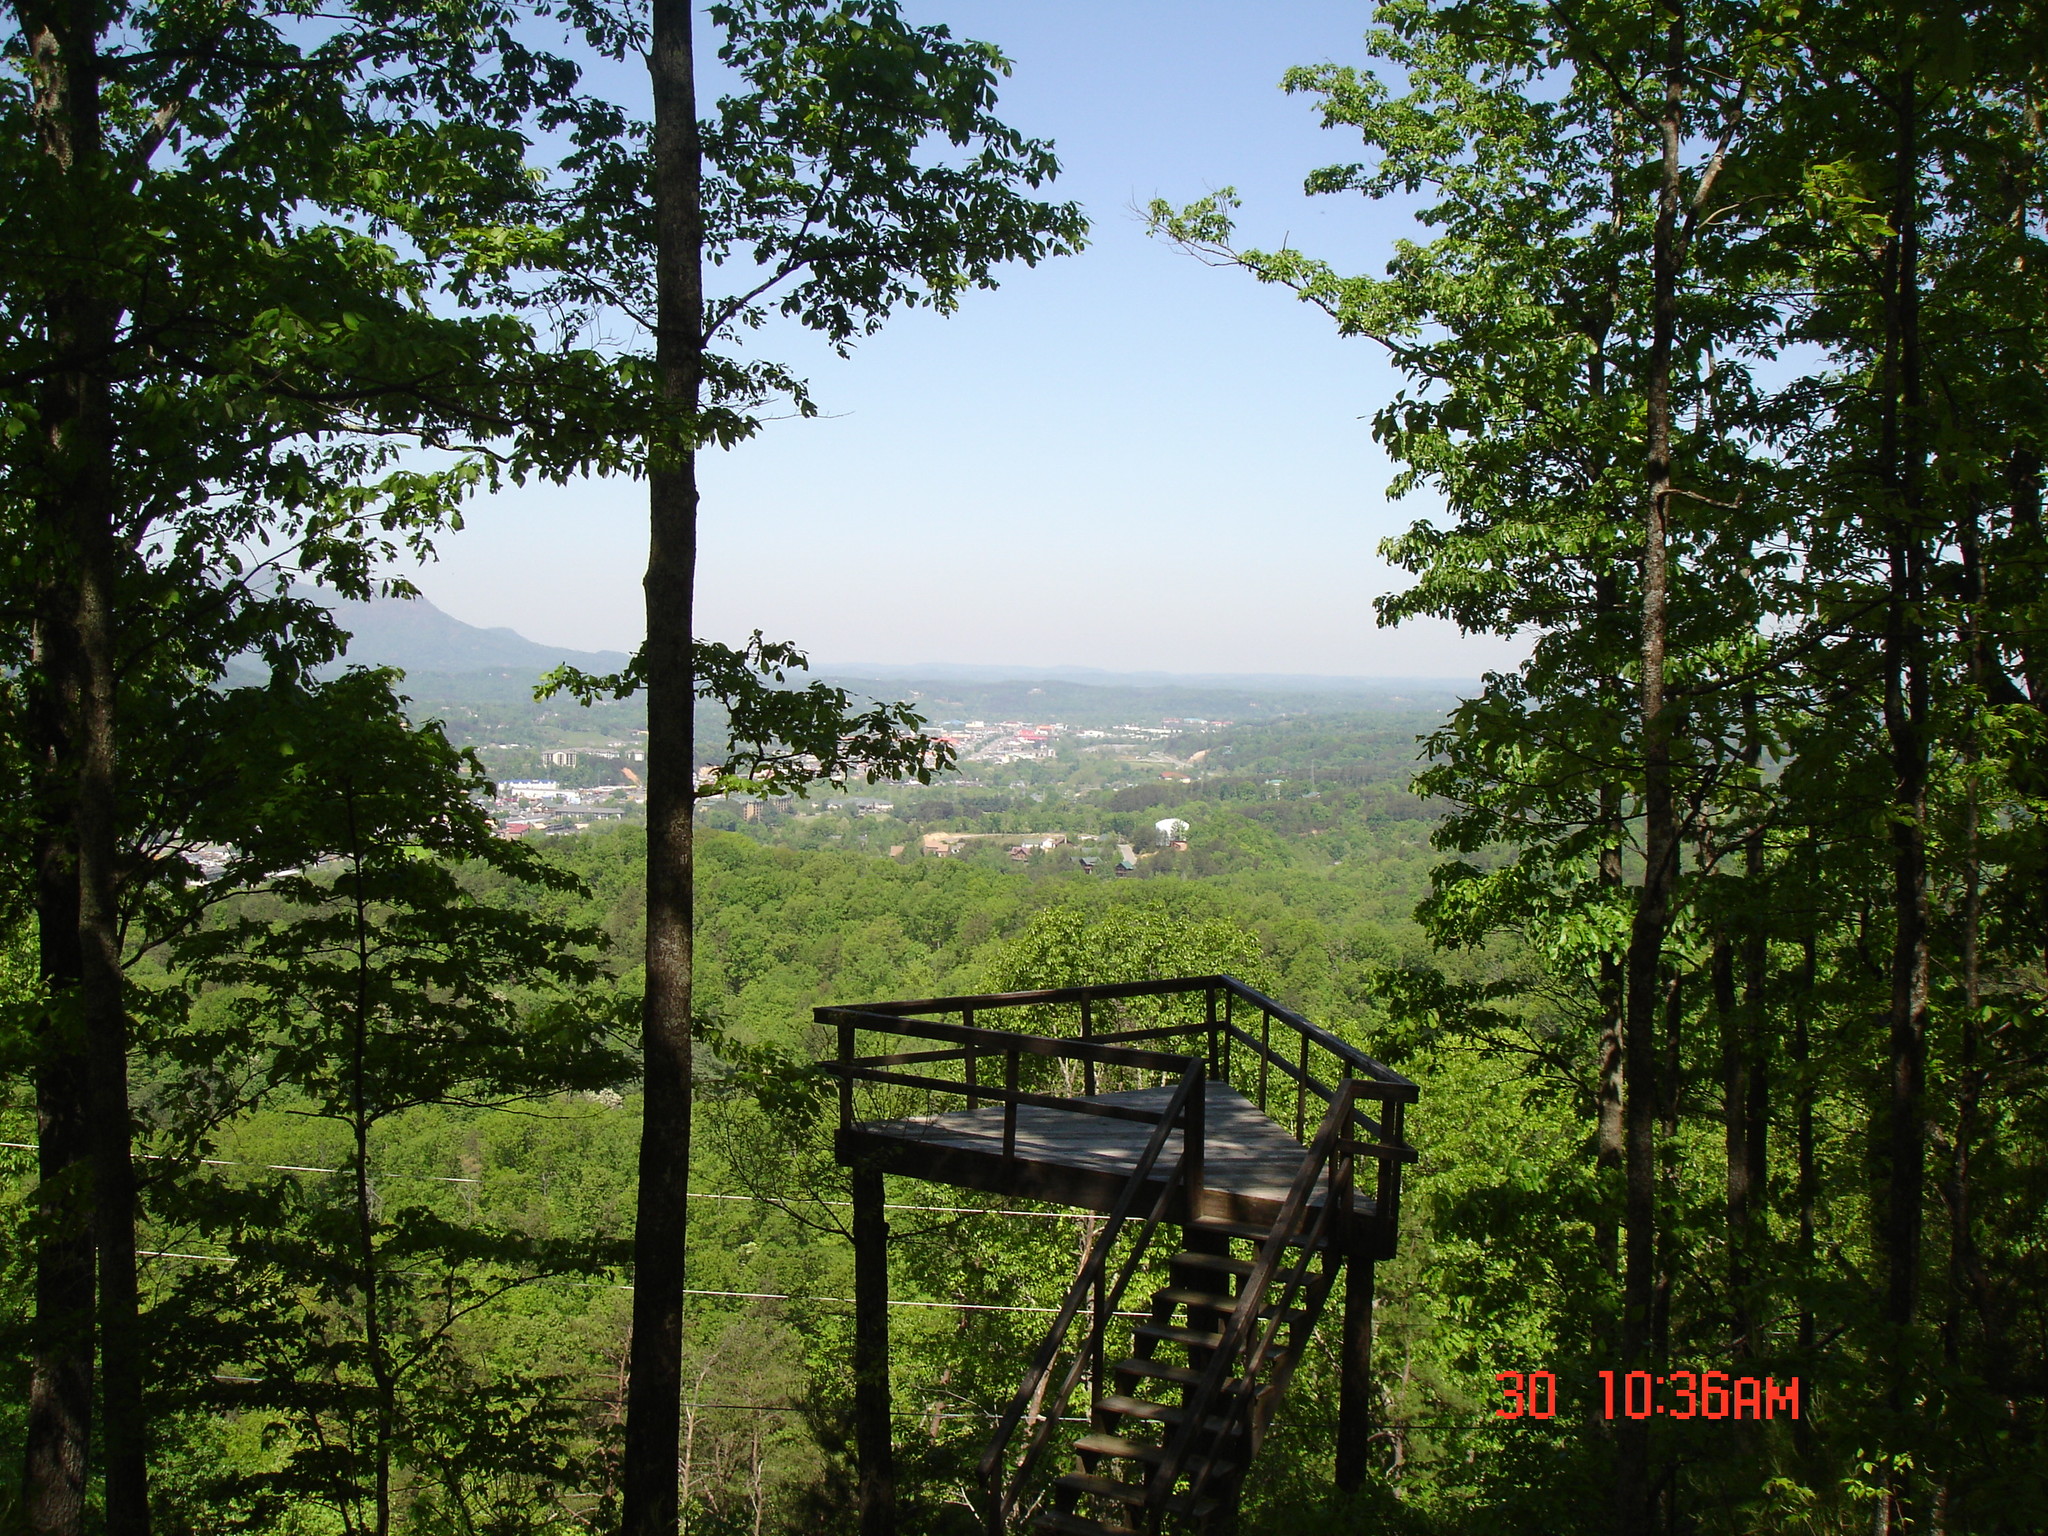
835;1081;1368;1228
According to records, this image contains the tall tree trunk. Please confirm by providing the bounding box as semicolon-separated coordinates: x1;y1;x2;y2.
342;784;395;1536
73;320;147;1536
26;802;93;1536
1877;55;1931;1406
1651;968;1684;1373
1596;792;1625;1282
22;8;148;1531
1793;924;1816;1465
1871;60;1930;1534
1617;11;1688;1532
1949;503;2000;1380
622;3;703;1532
1593;533;1626;1310
1726;696;1768;1360
1715;920;1746;1347
1591;132;1627;1344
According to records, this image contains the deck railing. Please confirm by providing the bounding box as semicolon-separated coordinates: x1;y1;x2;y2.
817;974;1418;1252
818;977;1419;1533
817;1006;1208;1193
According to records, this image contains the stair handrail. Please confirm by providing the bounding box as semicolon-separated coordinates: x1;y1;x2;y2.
977;1060;1208;1536
1144;1079;1362;1521
1219;1122;1355;1468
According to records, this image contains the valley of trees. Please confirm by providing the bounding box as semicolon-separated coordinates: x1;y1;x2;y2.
4;3;2046;1536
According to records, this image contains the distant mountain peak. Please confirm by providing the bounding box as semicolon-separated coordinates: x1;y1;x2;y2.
322;592;634;677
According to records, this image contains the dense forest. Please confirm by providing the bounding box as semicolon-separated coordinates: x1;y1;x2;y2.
5;2;2047;1536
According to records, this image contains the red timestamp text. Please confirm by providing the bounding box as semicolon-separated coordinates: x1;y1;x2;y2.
1599;1370;1799;1421
1492;1371;1801;1421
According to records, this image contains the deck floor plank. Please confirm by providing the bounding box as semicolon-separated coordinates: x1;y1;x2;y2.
841;1082;1357;1225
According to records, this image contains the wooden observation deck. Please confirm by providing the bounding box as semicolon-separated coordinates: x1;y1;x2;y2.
821;975;1419;1535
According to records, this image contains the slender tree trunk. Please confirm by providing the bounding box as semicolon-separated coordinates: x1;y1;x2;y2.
1862;61;1931;1535
1876;60;1932;1421
342;784;394;1536
1652;969;1683;1372
1596;821;1625;1277
1949;504;2000;1380
27;806;94;1536
1595;572;1627;1302
27;580;93;1536
1726;697;1768;1361
622;4;704;1532
22;9;148;1530
75;408;147;1536
1715;921;1747;1347
1794;925;1816;1465
1588;151;1626;1352
1589;176;1626;1304
1617;14;1688;1532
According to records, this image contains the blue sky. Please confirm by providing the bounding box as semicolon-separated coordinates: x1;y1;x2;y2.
401;1;1526;680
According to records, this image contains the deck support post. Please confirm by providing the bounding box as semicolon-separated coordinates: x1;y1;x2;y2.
1336;1249;1375;1491
852;1166;896;1536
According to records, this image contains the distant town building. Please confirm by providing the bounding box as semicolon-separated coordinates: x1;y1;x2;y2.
503;780;573;801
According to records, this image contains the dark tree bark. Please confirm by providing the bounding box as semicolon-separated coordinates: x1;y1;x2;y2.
73;396;146;1536
1793;925;1816;1466
19;7;149;1532
1714;924;1746;1339
1589;155;1627;1306
1946;500;2007;1387
1876;57;1932;1397
339;781;397;1536
620;3;704;1533
1860;59;1931;1536
1594;562;1627;1309
852;1167;895;1536
1725;699;1768;1361
26;807;93;1536
1616;12;1688;1531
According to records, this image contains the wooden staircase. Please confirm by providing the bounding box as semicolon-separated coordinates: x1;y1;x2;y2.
1041;1211;1341;1535
819;975;1418;1536
1000;1085;1365;1536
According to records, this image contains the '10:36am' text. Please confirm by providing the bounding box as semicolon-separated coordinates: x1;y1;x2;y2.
1494;1371;1802;1420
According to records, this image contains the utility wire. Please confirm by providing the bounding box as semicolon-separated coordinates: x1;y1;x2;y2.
4;1142;1095;1218
136;1250;1143;1317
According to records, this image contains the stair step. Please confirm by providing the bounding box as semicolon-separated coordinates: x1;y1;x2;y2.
1188;1217;1323;1247
1171;1250;1255;1279
1074;1433;1241;1492
1109;1357;1254;1398
1033;1510;1135;1536
1075;1431;1167;1465
1073;1433;1238;1483
1150;1286;1310;1323
1133;1320;1227;1352
1110;1356;1203;1388
1099;1393;1242;1435
1057;1471;1148;1506
1098;1392;1179;1422
1055;1472;1219;1521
